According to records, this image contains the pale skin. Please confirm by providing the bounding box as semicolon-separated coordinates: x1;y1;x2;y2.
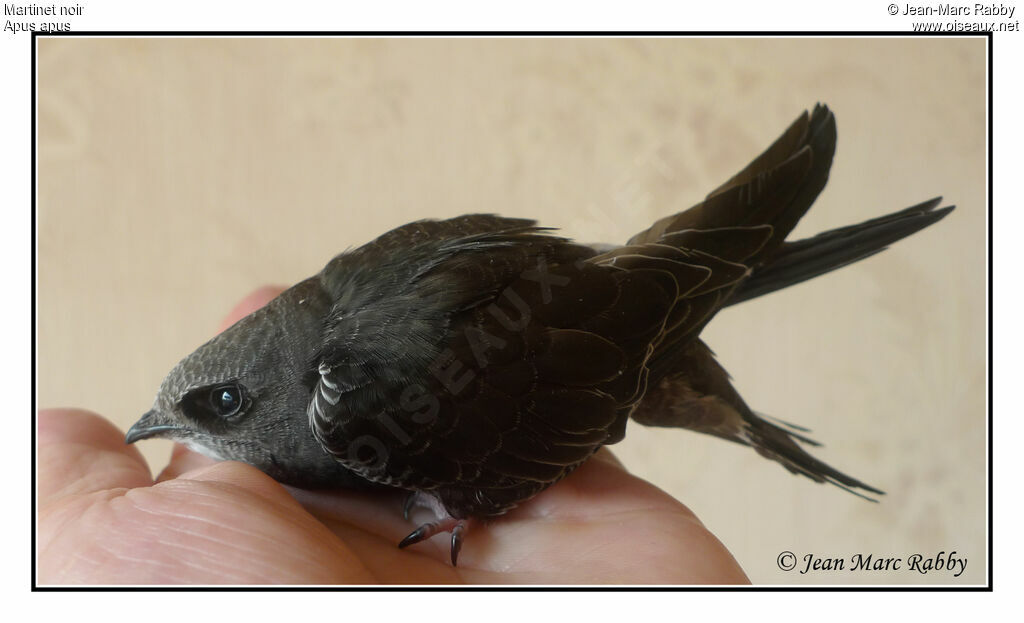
37;287;750;584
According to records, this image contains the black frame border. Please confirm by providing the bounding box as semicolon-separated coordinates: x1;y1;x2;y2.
29;30;995;592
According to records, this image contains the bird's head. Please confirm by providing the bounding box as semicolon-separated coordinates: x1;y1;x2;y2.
125;279;364;489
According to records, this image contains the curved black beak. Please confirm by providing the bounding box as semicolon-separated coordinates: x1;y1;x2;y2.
125;410;182;444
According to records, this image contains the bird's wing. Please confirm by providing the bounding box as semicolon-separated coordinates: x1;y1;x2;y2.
618;104;839;378
628;103;836;264
306;212;741;516
306;217;618;514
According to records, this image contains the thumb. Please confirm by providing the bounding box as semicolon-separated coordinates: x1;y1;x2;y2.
38;409;154;505
156;443;218;481
218;285;287;332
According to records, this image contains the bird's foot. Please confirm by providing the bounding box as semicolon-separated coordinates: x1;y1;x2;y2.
398;491;468;566
398;517;467;566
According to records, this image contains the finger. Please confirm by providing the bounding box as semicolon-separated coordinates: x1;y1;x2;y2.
218;285;286;332
589;447;627;471
510;445;699;525
156;443;218;482
172;460;378;579
37;409;154;505
43;458;377;584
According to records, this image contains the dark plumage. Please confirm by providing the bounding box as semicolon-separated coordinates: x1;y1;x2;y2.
127;104;953;565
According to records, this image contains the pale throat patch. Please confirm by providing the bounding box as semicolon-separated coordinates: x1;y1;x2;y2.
181;438;227;462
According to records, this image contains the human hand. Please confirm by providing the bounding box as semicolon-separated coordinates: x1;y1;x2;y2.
37;287;749;585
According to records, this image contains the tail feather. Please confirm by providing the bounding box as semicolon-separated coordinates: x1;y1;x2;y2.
631;341;884;500
743;416;885;501
727;197;954;306
754;411;821;446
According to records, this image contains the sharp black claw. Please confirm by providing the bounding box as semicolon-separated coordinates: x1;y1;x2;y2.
402;491;416;520
398;523;435;549
450;523;465;566
396;514;467;566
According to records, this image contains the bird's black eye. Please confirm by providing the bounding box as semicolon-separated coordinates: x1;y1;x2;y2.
209;384;244;417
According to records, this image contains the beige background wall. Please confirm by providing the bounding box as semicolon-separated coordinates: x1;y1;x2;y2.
36;37;987;584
